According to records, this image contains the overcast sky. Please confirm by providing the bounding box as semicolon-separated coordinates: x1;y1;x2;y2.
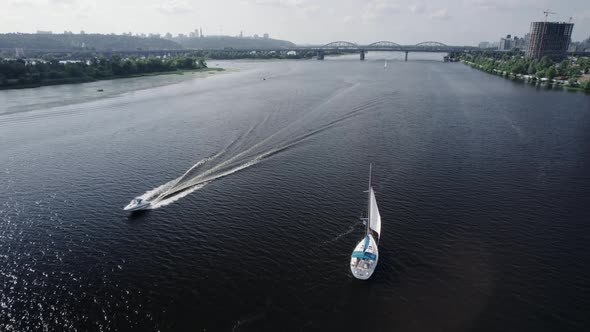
3;0;590;45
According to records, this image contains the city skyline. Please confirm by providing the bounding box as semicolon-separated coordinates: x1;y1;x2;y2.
3;0;590;45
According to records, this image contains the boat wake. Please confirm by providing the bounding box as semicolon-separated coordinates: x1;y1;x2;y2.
134;94;384;210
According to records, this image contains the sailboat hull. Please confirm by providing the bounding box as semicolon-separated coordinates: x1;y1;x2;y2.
350;234;379;280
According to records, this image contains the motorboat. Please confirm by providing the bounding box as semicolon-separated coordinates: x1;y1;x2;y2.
350;164;382;280
123;197;151;211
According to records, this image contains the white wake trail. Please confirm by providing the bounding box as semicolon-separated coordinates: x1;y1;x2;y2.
130;89;379;210
150;183;208;209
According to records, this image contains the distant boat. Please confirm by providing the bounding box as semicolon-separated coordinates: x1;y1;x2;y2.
350;164;381;280
97;89;104;92
384;60;388;69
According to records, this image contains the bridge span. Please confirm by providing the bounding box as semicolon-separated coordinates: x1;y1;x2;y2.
305;41;477;61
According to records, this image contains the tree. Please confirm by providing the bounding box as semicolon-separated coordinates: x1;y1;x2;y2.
65;62;86;77
110;54;124;75
558;59;569;76
538;56;552;71
122;60;136;75
545;66;556;80
568;77;578;87
584;80;590;91
527;62;537;75
511;62;526;75
536;70;545;78
567;65;580;78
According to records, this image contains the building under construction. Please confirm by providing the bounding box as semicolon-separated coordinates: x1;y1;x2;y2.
526;22;574;61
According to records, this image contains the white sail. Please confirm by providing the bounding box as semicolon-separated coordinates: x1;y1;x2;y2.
369;187;381;239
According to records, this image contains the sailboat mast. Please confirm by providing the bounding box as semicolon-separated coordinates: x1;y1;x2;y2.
366;163;372;236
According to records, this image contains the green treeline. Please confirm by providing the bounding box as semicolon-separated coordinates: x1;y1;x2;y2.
175;36;296;49
193;50;316;60
0;55;210;89
460;53;590;91
0;33;180;52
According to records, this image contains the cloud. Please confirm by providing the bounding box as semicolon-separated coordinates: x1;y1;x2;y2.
362;0;401;21
8;0;38;6
408;3;426;14
49;0;76;4
249;0;320;19
406;2;449;20
470;0;537;11
428;8;450;20
155;0;193;14
252;0;307;8
574;10;590;20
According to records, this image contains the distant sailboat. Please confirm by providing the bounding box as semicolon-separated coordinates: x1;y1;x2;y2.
384;60;388;69
350;164;381;280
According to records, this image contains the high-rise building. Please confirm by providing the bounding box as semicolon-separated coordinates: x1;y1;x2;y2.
526;22;573;61
498;35;512;51
263;33;269;39
15;48;25;58
513;36;528;50
478;41;491;49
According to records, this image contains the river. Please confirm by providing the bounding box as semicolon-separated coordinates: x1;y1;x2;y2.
1;53;590;331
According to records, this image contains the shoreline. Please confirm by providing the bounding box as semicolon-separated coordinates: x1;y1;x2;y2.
461;60;590;94
0;67;224;91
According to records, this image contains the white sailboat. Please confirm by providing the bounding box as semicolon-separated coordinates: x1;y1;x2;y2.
350;164;381;280
384;60;388;68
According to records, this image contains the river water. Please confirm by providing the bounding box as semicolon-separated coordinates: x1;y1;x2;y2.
1;54;590;331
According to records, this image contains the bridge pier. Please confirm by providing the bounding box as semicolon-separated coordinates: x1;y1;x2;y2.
317;50;324;60
404;51;408;62
360;50;365;61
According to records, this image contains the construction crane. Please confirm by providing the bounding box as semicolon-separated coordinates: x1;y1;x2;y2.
543;9;556;22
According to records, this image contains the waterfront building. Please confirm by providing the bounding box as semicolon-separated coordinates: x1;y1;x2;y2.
499;35;512;51
513;36;528;50
15;48;25;58
478;41;490;49
526;22;574;61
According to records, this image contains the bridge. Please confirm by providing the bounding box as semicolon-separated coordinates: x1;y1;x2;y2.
301;41;477;61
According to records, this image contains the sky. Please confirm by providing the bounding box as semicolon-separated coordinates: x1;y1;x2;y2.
3;0;590;45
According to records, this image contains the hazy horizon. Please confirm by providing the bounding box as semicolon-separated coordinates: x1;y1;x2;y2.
3;0;590;45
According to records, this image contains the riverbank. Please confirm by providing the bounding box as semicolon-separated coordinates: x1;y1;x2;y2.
462;60;590;93
0;67;223;90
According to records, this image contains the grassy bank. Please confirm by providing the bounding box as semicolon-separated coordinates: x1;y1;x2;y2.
0;67;223;90
0;55;219;90
460;54;590;93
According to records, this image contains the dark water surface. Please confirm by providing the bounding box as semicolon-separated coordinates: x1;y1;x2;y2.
1;56;590;331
